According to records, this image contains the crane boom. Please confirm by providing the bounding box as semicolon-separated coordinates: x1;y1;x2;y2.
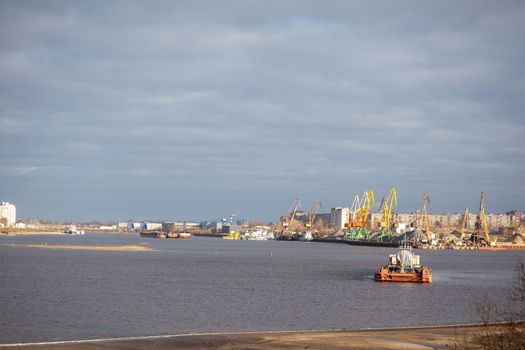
346;194;360;229
472;192;490;245
414;193;432;242
376;186;397;242
355;189;375;229
306;198;323;228
281;199;303;228
289;199;303;224
380;187;397;230
460;208;469;241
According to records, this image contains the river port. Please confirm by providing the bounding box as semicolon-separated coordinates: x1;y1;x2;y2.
2;189;524;250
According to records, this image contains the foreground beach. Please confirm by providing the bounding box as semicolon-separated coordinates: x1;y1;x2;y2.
0;325;486;349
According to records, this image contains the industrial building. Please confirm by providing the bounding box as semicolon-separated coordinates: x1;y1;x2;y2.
0;202;16;227
141;222;163;231
330;207;350;230
315;213;331;226
368;211;522;233
162;221;199;232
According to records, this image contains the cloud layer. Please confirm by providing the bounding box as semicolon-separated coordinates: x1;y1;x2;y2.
1;1;524;221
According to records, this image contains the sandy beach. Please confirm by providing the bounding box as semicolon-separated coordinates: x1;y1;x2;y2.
0;243;155;252
0;325;485;349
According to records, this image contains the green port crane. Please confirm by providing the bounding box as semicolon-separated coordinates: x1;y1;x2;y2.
376;186;397;242
343;189;375;241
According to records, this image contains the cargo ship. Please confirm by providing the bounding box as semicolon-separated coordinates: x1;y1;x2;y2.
374;244;432;283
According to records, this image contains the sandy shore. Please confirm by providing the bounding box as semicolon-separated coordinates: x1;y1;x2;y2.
0;325;485;349
1;231;65;235
0;243;155;252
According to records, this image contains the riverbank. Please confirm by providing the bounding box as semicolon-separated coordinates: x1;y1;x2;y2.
0;324;489;349
0;243;155;252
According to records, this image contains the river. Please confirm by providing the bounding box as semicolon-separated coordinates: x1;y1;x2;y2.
0;233;522;343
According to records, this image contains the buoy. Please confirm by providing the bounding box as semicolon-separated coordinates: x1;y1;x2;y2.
269;251;272;257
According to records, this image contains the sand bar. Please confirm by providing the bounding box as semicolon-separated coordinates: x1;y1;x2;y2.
0;243;155;252
1;231;65;236
0;325;487;349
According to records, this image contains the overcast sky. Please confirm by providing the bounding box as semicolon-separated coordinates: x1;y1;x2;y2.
1;1;524;222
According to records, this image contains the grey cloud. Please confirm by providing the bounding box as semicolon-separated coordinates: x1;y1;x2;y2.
1;1;524;221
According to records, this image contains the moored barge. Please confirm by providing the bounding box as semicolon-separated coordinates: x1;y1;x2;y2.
140;231;191;239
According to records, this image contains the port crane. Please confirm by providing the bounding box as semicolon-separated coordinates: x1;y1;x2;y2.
306;198;323;230
459;208;470;242
280;199;304;236
346;194;361;229
376;186;397;242
281;199;303;227
345;189;375;240
355;189;375;239
472;192;490;245
414;192;432;243
344;194;361;239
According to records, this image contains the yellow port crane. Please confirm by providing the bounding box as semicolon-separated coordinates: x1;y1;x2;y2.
414;192;432;242
459;208;470;241
355;189;375;231
346;194;361;230
344;189;375;240
377;186;397;241
306;198;323;230
472;192;490;245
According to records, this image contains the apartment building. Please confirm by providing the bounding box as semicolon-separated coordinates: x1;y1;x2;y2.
0;202;16;227
330;207;350;230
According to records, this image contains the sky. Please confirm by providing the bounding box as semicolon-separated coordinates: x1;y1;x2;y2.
1;1;524;222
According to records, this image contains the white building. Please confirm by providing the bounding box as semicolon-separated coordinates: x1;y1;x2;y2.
0;202;16;227
117;222;129;230
330;207;350;230
142;222;163;231
163;221;200;232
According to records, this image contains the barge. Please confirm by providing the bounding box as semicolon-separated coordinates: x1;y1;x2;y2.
140;231;166;238
345;240;398;248
140;231;191;239
374;244;432;283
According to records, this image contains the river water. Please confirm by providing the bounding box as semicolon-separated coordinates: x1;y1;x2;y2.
0;233;523;343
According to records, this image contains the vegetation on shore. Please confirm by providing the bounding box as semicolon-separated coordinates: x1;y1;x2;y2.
451;261;525;349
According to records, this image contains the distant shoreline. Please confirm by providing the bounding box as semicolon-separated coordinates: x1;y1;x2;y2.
0;324;491;349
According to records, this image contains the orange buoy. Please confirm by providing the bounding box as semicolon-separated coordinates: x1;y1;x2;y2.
269;251;272;257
